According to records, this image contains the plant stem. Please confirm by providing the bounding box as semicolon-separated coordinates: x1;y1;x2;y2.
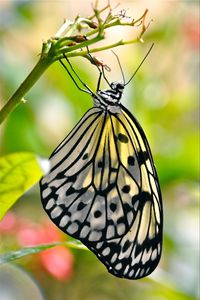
0;57;52;124
66;38;140;58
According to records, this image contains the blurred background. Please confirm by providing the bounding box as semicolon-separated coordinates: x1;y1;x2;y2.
0;0;199;299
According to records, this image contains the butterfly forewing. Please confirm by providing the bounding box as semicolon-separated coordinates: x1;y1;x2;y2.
85;105;163;279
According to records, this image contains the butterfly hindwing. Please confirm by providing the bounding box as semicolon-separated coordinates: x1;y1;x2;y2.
40;103;162;279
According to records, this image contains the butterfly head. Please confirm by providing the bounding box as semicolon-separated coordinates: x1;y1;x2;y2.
110;81;125;93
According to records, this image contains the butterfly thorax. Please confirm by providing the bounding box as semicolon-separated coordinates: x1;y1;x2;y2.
94;81;125;110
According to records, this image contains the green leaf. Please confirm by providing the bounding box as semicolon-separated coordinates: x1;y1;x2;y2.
0;152;43;220
0;241;88;264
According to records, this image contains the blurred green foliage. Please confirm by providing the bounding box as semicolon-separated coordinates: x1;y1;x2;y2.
0;1;199;300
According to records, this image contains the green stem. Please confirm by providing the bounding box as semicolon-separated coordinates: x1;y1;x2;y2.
83;38;139;55
55;35;104;57
63;37;140;59
0;57;52;124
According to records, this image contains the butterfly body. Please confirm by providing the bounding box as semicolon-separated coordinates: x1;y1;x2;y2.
94;81;124;110
40;80;163;279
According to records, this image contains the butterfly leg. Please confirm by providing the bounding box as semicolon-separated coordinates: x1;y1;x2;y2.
59;54;95;95
86;46;111;91
85;47;102;91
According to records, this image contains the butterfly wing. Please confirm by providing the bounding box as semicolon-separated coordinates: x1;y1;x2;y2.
86;104;163;279
40;104;163;280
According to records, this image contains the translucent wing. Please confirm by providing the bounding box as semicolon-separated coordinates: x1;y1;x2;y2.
40;104;163;280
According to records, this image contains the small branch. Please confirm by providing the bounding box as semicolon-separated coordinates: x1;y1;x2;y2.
89;2;111;20
66;37;140;58
0;58;51;124
0;3;151;124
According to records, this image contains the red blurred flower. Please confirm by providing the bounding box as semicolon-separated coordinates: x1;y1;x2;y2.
39;246;74;281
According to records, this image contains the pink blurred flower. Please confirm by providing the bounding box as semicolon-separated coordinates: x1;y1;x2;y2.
17;220;42;246
16;218;74;279
17;219;61;247
0;212;17;233
183;18;200;49
39;246;74;281
1;213;74;280
37;220;61;244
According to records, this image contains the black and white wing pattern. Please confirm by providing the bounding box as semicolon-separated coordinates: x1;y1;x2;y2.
40;103;163;280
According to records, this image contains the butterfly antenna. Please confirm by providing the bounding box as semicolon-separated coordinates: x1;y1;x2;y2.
111;50;125;85
125;43;154;86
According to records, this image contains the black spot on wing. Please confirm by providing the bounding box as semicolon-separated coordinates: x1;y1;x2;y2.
118;133;128;143
94;210;102;218
122;240;131;252
55;172;64;179
82;153;89;160
117;216;125;225
110;203;117;212
98;161;103;168
77;202;87;211
65;186;75;196
137;151;148;165
121;185;130;193
140;191;153;201
127;155;135;166
131;191;153;206
123;203;132;213
41;182;48;189
67;174;77;183
131;194;139;206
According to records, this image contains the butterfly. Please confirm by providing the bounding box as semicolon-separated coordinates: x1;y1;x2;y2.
40;45;163;280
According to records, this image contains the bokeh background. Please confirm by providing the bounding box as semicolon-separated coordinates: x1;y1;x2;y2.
0;0;199;299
